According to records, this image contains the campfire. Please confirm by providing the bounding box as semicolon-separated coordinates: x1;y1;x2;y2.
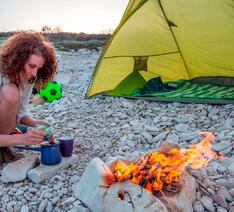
74;132;222;212
113;132;221;197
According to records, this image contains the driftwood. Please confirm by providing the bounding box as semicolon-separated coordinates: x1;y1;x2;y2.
157;172;196;212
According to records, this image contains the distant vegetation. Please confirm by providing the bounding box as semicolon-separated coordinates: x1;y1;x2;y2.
0;26;112;51
47;32;110;51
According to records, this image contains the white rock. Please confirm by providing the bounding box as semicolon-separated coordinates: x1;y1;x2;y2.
216;206;228;212
200;195;215;212
174;123;190;132
1;154;39;183
61;197;76;206
193;200;204;212
129;120;140;127
70;175;80;184
20;205;29;212
51;196;59;205
166;133;180;143
180;131;200;141
15;189;24;196
144;125;159;132
28;155;78;183
125;140;135;148
141;131;153;141
46;201;53;212
43;192;53;199
68;205;89;212
217;186;233;202
39;199;48;212
215;179;234;190
229;188;234;197
53;182;64;191
220;157;234;167
212;141;232;152
151;131;169;143
212;194;227;208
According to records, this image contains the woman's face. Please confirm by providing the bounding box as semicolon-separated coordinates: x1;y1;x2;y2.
22;54;45;84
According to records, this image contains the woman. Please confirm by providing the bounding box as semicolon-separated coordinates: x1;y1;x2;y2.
0;31;58;164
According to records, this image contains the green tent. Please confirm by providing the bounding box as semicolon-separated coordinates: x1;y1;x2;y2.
86;0;234;104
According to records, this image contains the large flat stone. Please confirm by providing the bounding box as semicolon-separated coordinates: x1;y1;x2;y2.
73;157;115;212
1;154;39;183
28;155;78;183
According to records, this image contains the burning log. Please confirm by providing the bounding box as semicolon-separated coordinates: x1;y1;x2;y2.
113;132;219;195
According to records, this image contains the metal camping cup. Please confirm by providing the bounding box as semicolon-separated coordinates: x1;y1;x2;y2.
58;136;74;157
14;141;62;165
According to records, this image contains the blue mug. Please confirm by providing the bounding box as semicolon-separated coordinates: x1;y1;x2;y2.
14;141;62;165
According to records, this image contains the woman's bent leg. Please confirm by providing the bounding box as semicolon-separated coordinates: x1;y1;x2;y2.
0;84;20;134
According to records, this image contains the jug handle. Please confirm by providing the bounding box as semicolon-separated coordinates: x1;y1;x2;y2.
13;146;41;152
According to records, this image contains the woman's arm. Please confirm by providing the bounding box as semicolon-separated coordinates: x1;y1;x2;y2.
17;84;32;124
20;116;49;127
20;116;38;127
0;130;46;147
0;134;22;147
18;85;48;127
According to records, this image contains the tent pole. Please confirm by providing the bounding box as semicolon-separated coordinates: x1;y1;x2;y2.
158;0;191;80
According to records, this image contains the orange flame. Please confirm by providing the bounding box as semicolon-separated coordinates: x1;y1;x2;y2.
113;132;221;192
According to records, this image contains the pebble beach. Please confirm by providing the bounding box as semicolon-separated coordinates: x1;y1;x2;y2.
0;49;234;211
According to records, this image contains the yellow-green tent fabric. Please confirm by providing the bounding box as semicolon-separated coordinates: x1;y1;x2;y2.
86;0;234;98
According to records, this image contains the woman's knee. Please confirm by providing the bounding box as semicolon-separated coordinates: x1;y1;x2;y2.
0;84;20;106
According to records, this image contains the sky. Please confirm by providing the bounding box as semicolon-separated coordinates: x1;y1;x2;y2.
0;0;129;33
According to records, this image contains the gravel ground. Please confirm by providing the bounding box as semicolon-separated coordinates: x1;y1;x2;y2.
0;49;233;211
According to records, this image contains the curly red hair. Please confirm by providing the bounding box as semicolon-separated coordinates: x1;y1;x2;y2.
0;31;57;88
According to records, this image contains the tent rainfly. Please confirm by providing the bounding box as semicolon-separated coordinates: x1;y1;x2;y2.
86;0;234;103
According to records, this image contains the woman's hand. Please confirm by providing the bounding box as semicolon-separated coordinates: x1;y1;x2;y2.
18;130;46;145
33;119;49;127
